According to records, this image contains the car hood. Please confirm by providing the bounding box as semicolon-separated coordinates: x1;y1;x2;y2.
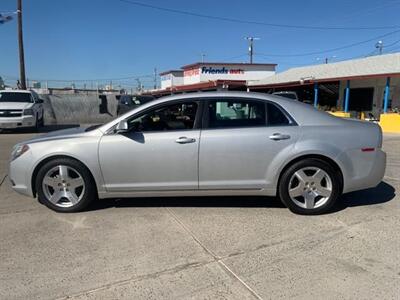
0;102;33;110
24;127;91;144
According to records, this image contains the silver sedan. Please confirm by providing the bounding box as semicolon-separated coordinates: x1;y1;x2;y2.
8;92;386;214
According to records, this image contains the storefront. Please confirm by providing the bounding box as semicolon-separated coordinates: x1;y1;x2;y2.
153;62;276;96
147;55;400;132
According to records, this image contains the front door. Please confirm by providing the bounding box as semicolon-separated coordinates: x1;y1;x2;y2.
99;101;200;192
199;98;300;190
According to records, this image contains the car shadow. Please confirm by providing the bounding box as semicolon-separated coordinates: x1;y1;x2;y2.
0;124;80;134
87;181;396;213
89;195;286;211
333;181;396;212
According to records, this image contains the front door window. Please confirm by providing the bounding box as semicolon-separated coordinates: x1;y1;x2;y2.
127;102;198;132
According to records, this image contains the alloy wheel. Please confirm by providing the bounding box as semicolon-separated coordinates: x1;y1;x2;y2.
288;167;333;209
42;165;85;208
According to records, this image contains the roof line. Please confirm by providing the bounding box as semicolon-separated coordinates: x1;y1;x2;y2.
249;72;400;88
181;62;277;69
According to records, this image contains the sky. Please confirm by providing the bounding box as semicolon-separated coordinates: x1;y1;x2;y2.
1;0;400;89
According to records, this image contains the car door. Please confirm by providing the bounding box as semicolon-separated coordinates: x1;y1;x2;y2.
98;100;201;192
199;98;301;190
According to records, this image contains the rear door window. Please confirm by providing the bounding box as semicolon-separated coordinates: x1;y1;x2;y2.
206;99;266;129
267;102;290;126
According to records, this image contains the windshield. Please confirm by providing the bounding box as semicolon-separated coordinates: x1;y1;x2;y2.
0;92;33;103
85;124;102;132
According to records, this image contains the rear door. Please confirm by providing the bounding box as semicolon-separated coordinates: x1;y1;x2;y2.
198;98;300;190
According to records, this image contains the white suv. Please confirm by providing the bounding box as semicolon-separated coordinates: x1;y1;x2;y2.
0;90;44;130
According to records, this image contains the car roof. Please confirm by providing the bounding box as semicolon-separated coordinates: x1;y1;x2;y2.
99;91;343;132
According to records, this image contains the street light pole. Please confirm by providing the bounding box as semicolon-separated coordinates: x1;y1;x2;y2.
17;0;27;89
375;41;383;55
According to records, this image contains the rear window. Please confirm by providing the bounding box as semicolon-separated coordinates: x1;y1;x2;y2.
0;92;33;103
274;93;297;100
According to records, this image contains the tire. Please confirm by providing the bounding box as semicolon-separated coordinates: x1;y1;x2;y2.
38;114;44;127
278;158;342;215
35;158;96;212
30;115;40;132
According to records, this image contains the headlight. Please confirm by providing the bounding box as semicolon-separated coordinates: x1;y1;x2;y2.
10;144;30;161
23;109;34;115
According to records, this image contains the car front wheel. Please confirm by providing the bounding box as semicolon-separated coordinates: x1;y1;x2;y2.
278;158;342;215
35;158;96;212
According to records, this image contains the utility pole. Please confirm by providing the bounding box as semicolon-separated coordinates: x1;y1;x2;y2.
245;37;260;64
17;0;26;89
153;68;157;89
136;78;142;92
317;55;337;64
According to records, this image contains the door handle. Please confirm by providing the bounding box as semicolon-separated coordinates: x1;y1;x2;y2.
175;137;196;144
269;133;291;141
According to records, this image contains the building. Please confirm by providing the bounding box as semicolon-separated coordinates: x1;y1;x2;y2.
160;70;184;89
154;62;276;96
248;53;400;115
146;54;400;132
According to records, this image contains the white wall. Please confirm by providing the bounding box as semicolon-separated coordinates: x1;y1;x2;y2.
161;73;184;89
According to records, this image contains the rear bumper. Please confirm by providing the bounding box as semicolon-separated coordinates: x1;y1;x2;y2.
0;116;36;129
339;148;386;193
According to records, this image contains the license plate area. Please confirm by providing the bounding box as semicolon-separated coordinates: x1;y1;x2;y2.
0;123;17;128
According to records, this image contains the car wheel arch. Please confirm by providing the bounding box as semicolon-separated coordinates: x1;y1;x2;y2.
31;155;98;197
277;154;344;195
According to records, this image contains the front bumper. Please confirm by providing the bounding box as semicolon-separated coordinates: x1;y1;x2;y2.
0;116;36;129
8;150;35;198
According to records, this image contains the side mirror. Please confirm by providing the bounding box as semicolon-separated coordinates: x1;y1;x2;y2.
115;120;128;133
37;99;44;104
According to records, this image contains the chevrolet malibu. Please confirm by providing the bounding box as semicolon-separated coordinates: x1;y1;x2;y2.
8;92;386;214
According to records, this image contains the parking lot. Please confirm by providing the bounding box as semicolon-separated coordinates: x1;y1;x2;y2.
0;129;399;299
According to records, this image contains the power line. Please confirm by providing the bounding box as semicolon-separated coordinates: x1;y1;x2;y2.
118;0;400;31
5;74;155;82
255;29;400;57
385;39;400;48
388;45;400;52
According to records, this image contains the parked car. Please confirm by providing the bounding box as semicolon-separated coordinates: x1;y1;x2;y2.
0;89;44;131
272;91;299;101
9;92;385;214
116;94;154;116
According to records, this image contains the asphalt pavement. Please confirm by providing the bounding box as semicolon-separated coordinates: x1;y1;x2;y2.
0;130;399;299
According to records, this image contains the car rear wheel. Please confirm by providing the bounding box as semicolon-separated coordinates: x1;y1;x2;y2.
278;158;341;215
35;158;96;212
